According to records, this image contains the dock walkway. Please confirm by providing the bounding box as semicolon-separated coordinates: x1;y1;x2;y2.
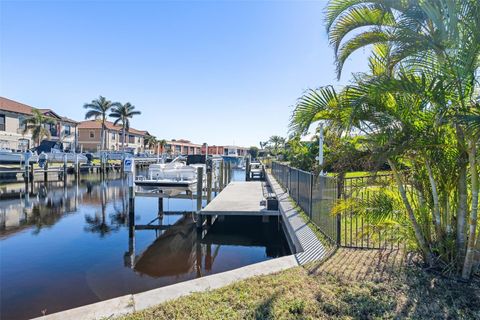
201;181;279;216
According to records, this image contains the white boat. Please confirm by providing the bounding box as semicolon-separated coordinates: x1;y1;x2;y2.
0;150;38;165
38;151;88;164
135;157;205;191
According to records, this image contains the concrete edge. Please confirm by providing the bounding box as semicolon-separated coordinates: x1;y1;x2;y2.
265;172;304;253
265;170;328;265
32;255;299;320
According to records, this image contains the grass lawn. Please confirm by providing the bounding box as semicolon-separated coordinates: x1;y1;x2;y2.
326;171;392;178
118;248;480;320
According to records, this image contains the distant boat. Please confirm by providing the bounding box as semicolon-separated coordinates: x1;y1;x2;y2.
38;150;88;164
135;156;205;192
0;150;38;165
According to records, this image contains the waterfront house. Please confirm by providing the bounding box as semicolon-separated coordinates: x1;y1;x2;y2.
201;144;248;156
77;120;146;153
0;97;79;151
162;139;202;156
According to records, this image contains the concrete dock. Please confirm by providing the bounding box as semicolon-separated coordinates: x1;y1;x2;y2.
201;181;279;216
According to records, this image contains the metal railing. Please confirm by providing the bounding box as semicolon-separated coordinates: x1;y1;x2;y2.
272;161;398;249
272;162;338;243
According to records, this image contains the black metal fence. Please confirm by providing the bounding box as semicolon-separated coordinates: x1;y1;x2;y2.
271;161;399;249
272;162;338;243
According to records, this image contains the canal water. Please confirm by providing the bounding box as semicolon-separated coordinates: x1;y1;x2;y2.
0;169;290;320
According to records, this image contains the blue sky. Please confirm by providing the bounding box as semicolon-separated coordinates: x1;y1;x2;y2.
0;0;368;147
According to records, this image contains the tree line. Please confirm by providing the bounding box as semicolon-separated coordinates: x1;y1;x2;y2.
283;0;479;280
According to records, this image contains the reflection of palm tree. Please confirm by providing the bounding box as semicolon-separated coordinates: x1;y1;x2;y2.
84;181;119;237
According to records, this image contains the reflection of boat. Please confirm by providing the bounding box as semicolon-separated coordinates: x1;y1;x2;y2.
134;215;198;277
135;157;205;191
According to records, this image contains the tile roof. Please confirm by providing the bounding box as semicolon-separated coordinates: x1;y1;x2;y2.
0;97;78;124
78;120;147;136
0;96;35;115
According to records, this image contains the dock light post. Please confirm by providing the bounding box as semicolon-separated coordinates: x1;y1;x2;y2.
315;122;325;175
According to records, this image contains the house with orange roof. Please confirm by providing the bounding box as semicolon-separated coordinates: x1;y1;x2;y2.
77;120;147;153
0;97;79;151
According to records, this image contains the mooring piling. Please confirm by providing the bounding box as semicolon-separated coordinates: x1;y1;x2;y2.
219;160;224;192
207;164;212;204
196;166;204;228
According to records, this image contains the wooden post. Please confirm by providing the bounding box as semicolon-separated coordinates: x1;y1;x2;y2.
224;162;228;186
44;160;48;182
63;154;68;182
196;166;203;228
158;196;163;215
219;160;224;192
24;163;29;187
75;154;80;180
207;166;212;204
29;163;34;183
245;157;250;181
227;162;231;184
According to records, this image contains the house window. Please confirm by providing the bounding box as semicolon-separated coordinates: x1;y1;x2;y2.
89;131;95;138
0;115;5;131
64;125;71;136
111;133;116;140
18;116;26;131
44;123;57;136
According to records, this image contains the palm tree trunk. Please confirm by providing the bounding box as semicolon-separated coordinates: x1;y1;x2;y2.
473;238;480;274
122;123;126;151
425;158;443;241
456;125;468;268
461;138;479;279
388;159;434;266
101;121;106;151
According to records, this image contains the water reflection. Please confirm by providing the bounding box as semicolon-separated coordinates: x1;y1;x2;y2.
83;180;126;237
0;174;127;238
0;172;290;320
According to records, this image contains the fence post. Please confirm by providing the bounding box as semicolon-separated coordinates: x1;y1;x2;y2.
336;176;342;246
309;173;313;220
297;170;300;203
288;167;291;195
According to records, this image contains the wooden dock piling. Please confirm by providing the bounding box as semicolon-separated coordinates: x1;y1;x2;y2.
196;166;204;228
227;162;231;184
207;166;212;204
219;161;224;191
44;161;48;181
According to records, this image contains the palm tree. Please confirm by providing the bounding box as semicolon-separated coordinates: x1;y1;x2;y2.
157;139;167;155
110;102;141;151
22;109;55;147
143;134;157;151
323;0;480;279
84;96;118;151
268;136;286;156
